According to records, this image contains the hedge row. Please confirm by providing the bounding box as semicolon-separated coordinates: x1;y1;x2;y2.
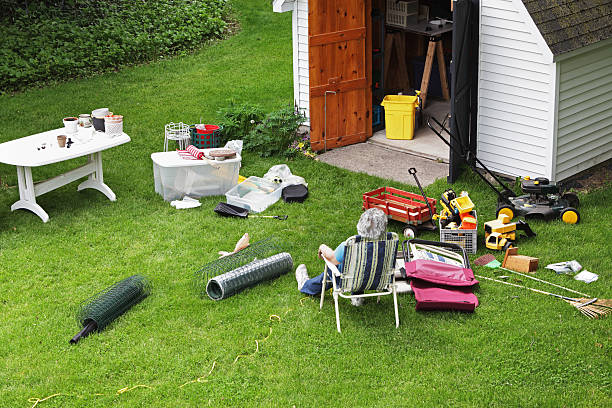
0;0;229;93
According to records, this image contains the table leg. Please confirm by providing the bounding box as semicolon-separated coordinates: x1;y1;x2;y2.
436;41;450;100
77;152;117;201
383;33;394;89
11;166;49;223
396;32;411;91
420;39;437;108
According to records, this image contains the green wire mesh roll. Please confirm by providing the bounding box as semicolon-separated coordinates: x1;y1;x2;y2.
71;275;151;344
194;236;284;298
206;252;293;301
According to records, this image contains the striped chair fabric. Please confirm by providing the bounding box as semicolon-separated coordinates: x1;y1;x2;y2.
339;232;399;293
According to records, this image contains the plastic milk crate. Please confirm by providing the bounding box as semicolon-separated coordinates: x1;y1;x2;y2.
439;211;478;254
386;0;418;28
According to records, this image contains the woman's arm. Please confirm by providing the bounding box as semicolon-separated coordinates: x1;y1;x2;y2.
318;244;339;265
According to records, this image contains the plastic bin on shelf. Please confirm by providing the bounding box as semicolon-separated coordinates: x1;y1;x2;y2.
151;150;241;202
380;95;418;140
225;176;282;213
386;0;418;28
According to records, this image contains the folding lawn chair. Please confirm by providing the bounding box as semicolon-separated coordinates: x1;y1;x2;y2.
320;232;400;333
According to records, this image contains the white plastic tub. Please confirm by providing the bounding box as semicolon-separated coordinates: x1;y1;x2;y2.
225;176;282;213
151;150;241;201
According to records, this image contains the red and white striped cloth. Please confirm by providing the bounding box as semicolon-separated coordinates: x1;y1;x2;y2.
177;145;204;160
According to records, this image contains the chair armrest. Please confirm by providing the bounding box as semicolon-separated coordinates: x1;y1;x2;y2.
322;257;342;277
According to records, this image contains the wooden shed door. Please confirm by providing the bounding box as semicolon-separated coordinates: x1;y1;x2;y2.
309;0;372;151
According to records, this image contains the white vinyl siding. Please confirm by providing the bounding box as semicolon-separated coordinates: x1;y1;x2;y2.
554;42;612;181
275;0;310;124
477;0;555;179
295;0;310;123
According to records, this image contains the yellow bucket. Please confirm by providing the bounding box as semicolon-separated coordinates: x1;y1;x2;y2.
380;95;418;140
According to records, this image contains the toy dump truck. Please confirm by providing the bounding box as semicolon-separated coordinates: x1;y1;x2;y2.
484;214;536;251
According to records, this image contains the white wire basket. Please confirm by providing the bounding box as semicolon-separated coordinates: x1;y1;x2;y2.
439;211;478;254
164;122;191;151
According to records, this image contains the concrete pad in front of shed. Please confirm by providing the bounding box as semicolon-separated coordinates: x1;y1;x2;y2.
317;142;448;187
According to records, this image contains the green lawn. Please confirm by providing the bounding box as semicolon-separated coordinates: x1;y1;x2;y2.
0;1;610;407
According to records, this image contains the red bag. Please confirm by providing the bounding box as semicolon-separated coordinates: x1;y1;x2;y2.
404;259;478;287
411;280;479;312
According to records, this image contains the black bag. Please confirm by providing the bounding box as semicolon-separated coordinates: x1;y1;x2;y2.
282;184;308;203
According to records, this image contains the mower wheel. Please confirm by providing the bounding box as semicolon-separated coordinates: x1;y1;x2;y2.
496;205;515;220
403;225;418;239
562;192;579;208
561;207;580;224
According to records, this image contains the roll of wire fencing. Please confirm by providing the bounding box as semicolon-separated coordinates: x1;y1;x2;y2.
194;236;285;298
71;274;151;344
206;252;293;301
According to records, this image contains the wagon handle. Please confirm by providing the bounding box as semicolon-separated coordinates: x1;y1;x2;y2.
408;167;437;231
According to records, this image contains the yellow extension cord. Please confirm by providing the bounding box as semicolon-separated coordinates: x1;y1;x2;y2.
28;313;291;407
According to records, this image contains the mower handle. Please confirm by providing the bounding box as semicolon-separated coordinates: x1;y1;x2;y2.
426;116;516;205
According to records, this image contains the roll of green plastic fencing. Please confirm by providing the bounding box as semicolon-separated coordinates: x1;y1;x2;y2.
70;274;151;344
206;252;293;301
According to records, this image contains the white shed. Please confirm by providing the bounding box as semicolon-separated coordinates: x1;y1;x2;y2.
274;0;612;182
273;0;311;124
477;0;612;181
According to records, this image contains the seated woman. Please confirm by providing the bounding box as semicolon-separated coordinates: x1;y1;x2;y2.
295;208;388;306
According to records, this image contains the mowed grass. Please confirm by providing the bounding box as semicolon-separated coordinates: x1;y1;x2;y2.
0;0;611;407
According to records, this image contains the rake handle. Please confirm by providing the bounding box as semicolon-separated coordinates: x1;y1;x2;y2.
249;215;288;220
498;266;591;297
475;274;577;301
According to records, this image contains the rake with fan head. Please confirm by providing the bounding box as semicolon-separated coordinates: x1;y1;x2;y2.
474;254;611;319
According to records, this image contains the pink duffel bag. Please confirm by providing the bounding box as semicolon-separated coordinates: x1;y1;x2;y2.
410;279;479;312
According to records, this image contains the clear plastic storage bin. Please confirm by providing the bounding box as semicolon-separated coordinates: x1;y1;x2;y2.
224;176;282;213
151;150;241;201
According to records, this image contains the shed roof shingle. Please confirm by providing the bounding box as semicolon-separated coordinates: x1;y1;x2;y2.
522;0;612;55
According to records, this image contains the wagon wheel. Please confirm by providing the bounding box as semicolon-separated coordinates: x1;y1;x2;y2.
403;225;418;239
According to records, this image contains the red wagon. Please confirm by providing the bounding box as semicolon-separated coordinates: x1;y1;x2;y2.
362;187;437;237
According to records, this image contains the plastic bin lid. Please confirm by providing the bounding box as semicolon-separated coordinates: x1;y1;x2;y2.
381;94;418;107
227;176;280;194
151;150;241;168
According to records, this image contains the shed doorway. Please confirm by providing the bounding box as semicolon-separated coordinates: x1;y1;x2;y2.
370;0;454;163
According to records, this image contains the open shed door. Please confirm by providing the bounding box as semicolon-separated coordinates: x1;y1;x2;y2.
309;0;372;151
448;0;479;182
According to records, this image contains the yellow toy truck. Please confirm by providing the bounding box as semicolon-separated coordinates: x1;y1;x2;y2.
484;214;536;251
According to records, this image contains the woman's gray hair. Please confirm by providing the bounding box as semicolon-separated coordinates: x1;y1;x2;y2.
356;208;387;239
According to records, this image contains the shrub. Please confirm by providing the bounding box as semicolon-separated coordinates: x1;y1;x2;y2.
0;0;229;93
216;103;265;146
243;105;306;158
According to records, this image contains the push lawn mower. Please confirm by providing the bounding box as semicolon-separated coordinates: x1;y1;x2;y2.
428;117;581;224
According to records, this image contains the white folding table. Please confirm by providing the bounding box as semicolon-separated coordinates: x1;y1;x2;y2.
0;127;130;222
